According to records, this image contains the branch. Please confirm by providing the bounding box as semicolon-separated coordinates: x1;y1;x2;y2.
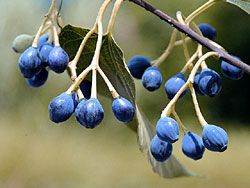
128;0;250;74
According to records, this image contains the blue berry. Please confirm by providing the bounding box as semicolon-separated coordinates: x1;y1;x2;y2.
48;92;75;123
39;43;53;65
38;34;49;48
193;72;205;96
182;131;205;160
80;80;92;99
142;66;162;91
26;68;48;88
198;23;216;40
221;58;244;80
198;68;222;97
165;73;188;100
18;47;42;78
150;135;173;162
112;96;135;122
75;98;104;129
72;92;79;109
156;117;179;143
127;56;151;79
48;46;69;73
202;124;228;152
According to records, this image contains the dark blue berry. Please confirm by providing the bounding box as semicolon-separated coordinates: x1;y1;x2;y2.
198;68;222;97
75;98;104;129
193;72;205;96
112;96;135;122
165;73;188;100
198;23;216;40
221;58;244;80
80;80;92;99
39;43;53;65
156;117;179;143
72;92;79;109
127;56;151;79
202;124;228;152
26;68;48;88
38;34;49;48
150;135;173;162
182;131;205;160
18;47;42;78
48;92;75;123
142;66;162;91
48;46;69;73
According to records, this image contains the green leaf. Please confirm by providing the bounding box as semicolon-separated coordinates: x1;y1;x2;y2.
225;0;250;14
59;25;136;104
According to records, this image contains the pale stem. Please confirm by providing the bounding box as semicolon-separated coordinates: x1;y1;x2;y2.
53;26;60;46
151;29;177;67
106;0;124;35
180;51;198;73
91;67;97;98
172;109;188;133
97;66;119;98
189;83;207;127
186;0;217;25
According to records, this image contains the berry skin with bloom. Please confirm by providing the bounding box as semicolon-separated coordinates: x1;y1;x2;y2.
202;124;228;152
198;23;216;40
142;66;163;91
48;92;75;123
75;98;104;129
165;73;188;100
72;92;79;109
198;68;222;97
48;46;69;73
150;135;173;162
112;96;135;122
156;117;179;143
193;72;205;96
182;131;205;160
12;34;34;53
80;80;92;99
221;59;244;80
18;47;43;78
127;56;151;79
39;43;53;65
38;34;50;48
26;68;48;88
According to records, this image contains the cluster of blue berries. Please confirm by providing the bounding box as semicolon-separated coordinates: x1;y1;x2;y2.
151;117;228;162
127;23;245;162
49;92;135;128
16;34;69;87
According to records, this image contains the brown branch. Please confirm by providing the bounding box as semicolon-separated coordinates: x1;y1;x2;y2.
128;0;250;74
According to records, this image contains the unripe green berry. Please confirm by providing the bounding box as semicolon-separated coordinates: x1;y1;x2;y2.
12;34;34;53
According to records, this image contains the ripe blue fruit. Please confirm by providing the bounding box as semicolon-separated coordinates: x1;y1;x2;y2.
165;73;188;100
193;72;205;96
80;80;92;99
127;56;151;79
202;124;228;152
38;34;49;48
18;47;42;78
39;43;53;65
182;131;205;160
198;23;216;40
26;68;48;88
156;117;179;143
221;59;244;80
198;68;222;97
142;66;163;91
75;98;104;129
72;92;79;109
48;92;75;123
112;96;135;122
150;135;173;162
48;46;69;73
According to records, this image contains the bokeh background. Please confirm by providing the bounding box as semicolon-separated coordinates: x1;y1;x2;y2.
0;0;249;187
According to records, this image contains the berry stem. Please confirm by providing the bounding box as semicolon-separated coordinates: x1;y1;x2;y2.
180;51;198;73
53;26;60;46
172;109;188;133
107;0;124;35
151;29;177;67
128;0;250;74
97;66;119;98
189;83;207;127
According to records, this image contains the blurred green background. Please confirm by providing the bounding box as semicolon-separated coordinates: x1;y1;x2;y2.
0;0;249;187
